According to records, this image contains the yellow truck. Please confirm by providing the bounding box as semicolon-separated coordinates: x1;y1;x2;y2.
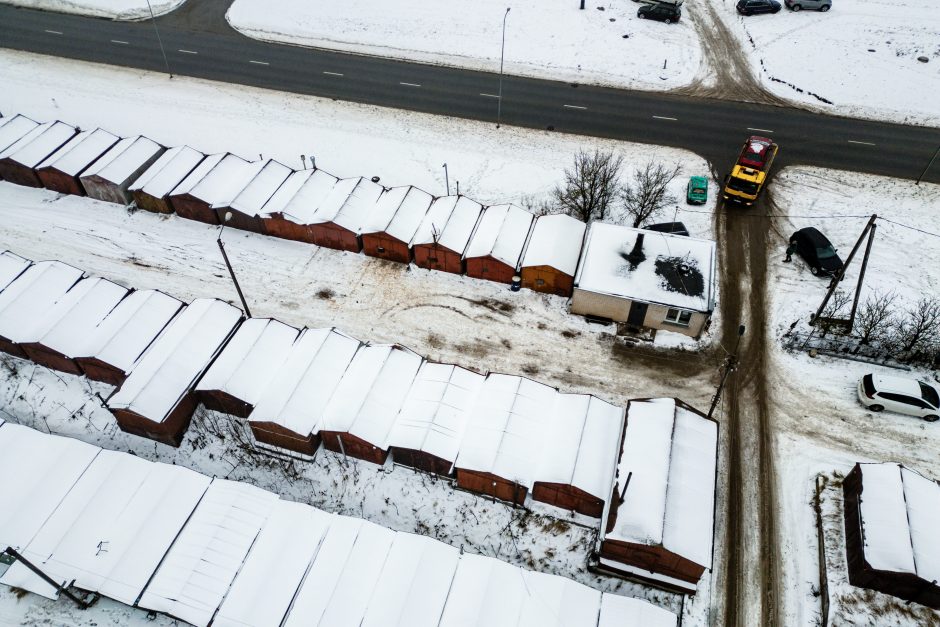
722;136;778;206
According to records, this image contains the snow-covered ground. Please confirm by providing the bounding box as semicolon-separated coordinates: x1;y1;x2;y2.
226;0;701;91
0;0;185;20
765;168;940;625
722;0;940;126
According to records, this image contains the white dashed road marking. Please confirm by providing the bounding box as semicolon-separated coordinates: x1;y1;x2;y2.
323;71;344;77
178;49;198;54
249;60;269;65
563;104;587;110
480;93;500;98
848;140;877;146
111;40;129;45
747;127;774;134
44;30;63;35
400;82;421;87
652;115;678;121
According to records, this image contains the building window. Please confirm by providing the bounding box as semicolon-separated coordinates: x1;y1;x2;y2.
665;308;693;327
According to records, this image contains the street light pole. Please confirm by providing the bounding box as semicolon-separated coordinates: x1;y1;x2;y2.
217;212;252;317
707;324;746;420
145;0;172;77
497;7;510;129
442;162;450;195
916;144;940;185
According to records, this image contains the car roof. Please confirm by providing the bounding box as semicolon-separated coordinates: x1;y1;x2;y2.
690;176;708;185
871;374;926;397
795;227;830;246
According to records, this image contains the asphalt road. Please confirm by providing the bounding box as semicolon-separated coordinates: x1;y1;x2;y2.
1;1;939;183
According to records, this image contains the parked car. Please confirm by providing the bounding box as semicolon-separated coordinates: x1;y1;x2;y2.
858;374;940;422
785;0;831;11
686;176;708;205
638;2;681;23
738;136;775;170
644;221;690;236
789;227;843;277
736;0;781;15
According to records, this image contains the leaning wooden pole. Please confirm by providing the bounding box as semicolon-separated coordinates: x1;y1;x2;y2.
812;214;877;326
847;222;877;330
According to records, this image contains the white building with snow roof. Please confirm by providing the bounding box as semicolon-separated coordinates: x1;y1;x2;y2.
463;204;534;284
0;120;77;187
572;222;716;338
36;128;121;195
80;135;165;205
260;168;339;243
301;176;385;252
129;145;206;214
519;213;587;297
168;152;256;224
361;185;434;263
598;397;718;593
0;114;39;155
411;195;484;274
0;250;30;293
843;462;940;609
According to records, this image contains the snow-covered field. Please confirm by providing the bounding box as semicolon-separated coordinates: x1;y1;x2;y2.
0;0;185;20
723;0;940;126
226;0;701;91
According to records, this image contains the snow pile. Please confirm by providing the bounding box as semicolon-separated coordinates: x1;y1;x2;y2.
0;0;188;20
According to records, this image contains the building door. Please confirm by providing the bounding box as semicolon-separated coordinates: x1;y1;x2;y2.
626;301;648;328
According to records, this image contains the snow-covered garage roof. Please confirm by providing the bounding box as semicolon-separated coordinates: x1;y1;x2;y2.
0;114;38;153
175;153;257;204
599;593;678;627
73;289;184;375
220;158;293;215
82;135;163;185
128;145;205;200
384;362;485;463
169;151;226;197
107;298;242;423
196;317;300;407
265;168;339;224
456;373;558;488
362;185;434;242
574;222;717;313
411;195;484;254
0;260;84;342
535;393;624;500
311;176;384;232
606;398;718;570
248;327;362;437
137;479;279;627
37;128;120;177
32;277;129;357
463;204;534;268
0;120;76;167
0;250;31;293
321;344;423;445
857;462;940;584
520;213;587;275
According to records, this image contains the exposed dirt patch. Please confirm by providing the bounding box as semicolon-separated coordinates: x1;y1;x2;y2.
316;287;335;300
561;329;581;339
521;363;540;376
426;332;445;349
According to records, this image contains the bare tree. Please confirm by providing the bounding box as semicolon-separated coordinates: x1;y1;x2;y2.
892;297;940;354
620;161;681;228
518;193;559;217
854;290;897;345
818;289;851;336
552;149;623;223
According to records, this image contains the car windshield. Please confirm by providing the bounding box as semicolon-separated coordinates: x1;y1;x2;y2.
692;187;706;194
816;245;837;260
920;382;939;407
728;179;759;194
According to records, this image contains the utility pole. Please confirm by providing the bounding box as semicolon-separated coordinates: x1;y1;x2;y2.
916;144;940;185
145;0;172;77
442;163;450;195
497;7;510;129
217;212;252;317
812;214;877;329
3;547;92;609
707;324;745;420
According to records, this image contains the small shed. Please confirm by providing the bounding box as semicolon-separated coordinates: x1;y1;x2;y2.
455;373;558;506
80;135;165;205
195;317;300;418
361;185;434;263
214;158;293;233
106;298;243;447
520;213;587;297
571;223;717;338
168;153;256;224
259;168;337;243
36;128;121;196
73;289;185;386
320;344;423;465
842;462;940;610
463;204;534;283
0;120;77;187
306;176;384;252
0;260;84;358
0;250;31;294
0;114;39;157
19;277;130;375
598;398;718;593
532;393;625;517
128;145;205;214
385;362;485;476
247;327;361;455
411;196;484;274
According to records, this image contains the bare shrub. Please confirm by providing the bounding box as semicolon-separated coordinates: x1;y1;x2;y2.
854;290;896;345
891;297;940;355
620;161;681;228
553;149;623;223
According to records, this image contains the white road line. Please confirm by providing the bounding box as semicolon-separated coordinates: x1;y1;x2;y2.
400;82;422;87
44;30;63;35
563;104;587;110
480;93;500;98
848;140;876;146
747;127;774;134
249;60;269;65
178;49;198;54
323;71;344;77
652;115;678;121
110;40;129;45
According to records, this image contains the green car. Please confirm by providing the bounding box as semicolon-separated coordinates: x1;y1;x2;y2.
686;176;708;205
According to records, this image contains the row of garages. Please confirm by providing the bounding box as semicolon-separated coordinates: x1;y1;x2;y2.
0;252;718;594
0;420;680;627
0;113;718;339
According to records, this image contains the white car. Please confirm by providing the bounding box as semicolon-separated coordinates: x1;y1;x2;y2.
857;374;940;422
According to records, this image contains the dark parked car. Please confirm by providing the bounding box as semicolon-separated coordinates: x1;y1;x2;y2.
737;0;781;15
789;227;843;277
638;2;681;23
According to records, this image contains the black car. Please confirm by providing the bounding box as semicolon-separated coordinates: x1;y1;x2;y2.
789;227;843;277
736;0;781;14
638;3;681;23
